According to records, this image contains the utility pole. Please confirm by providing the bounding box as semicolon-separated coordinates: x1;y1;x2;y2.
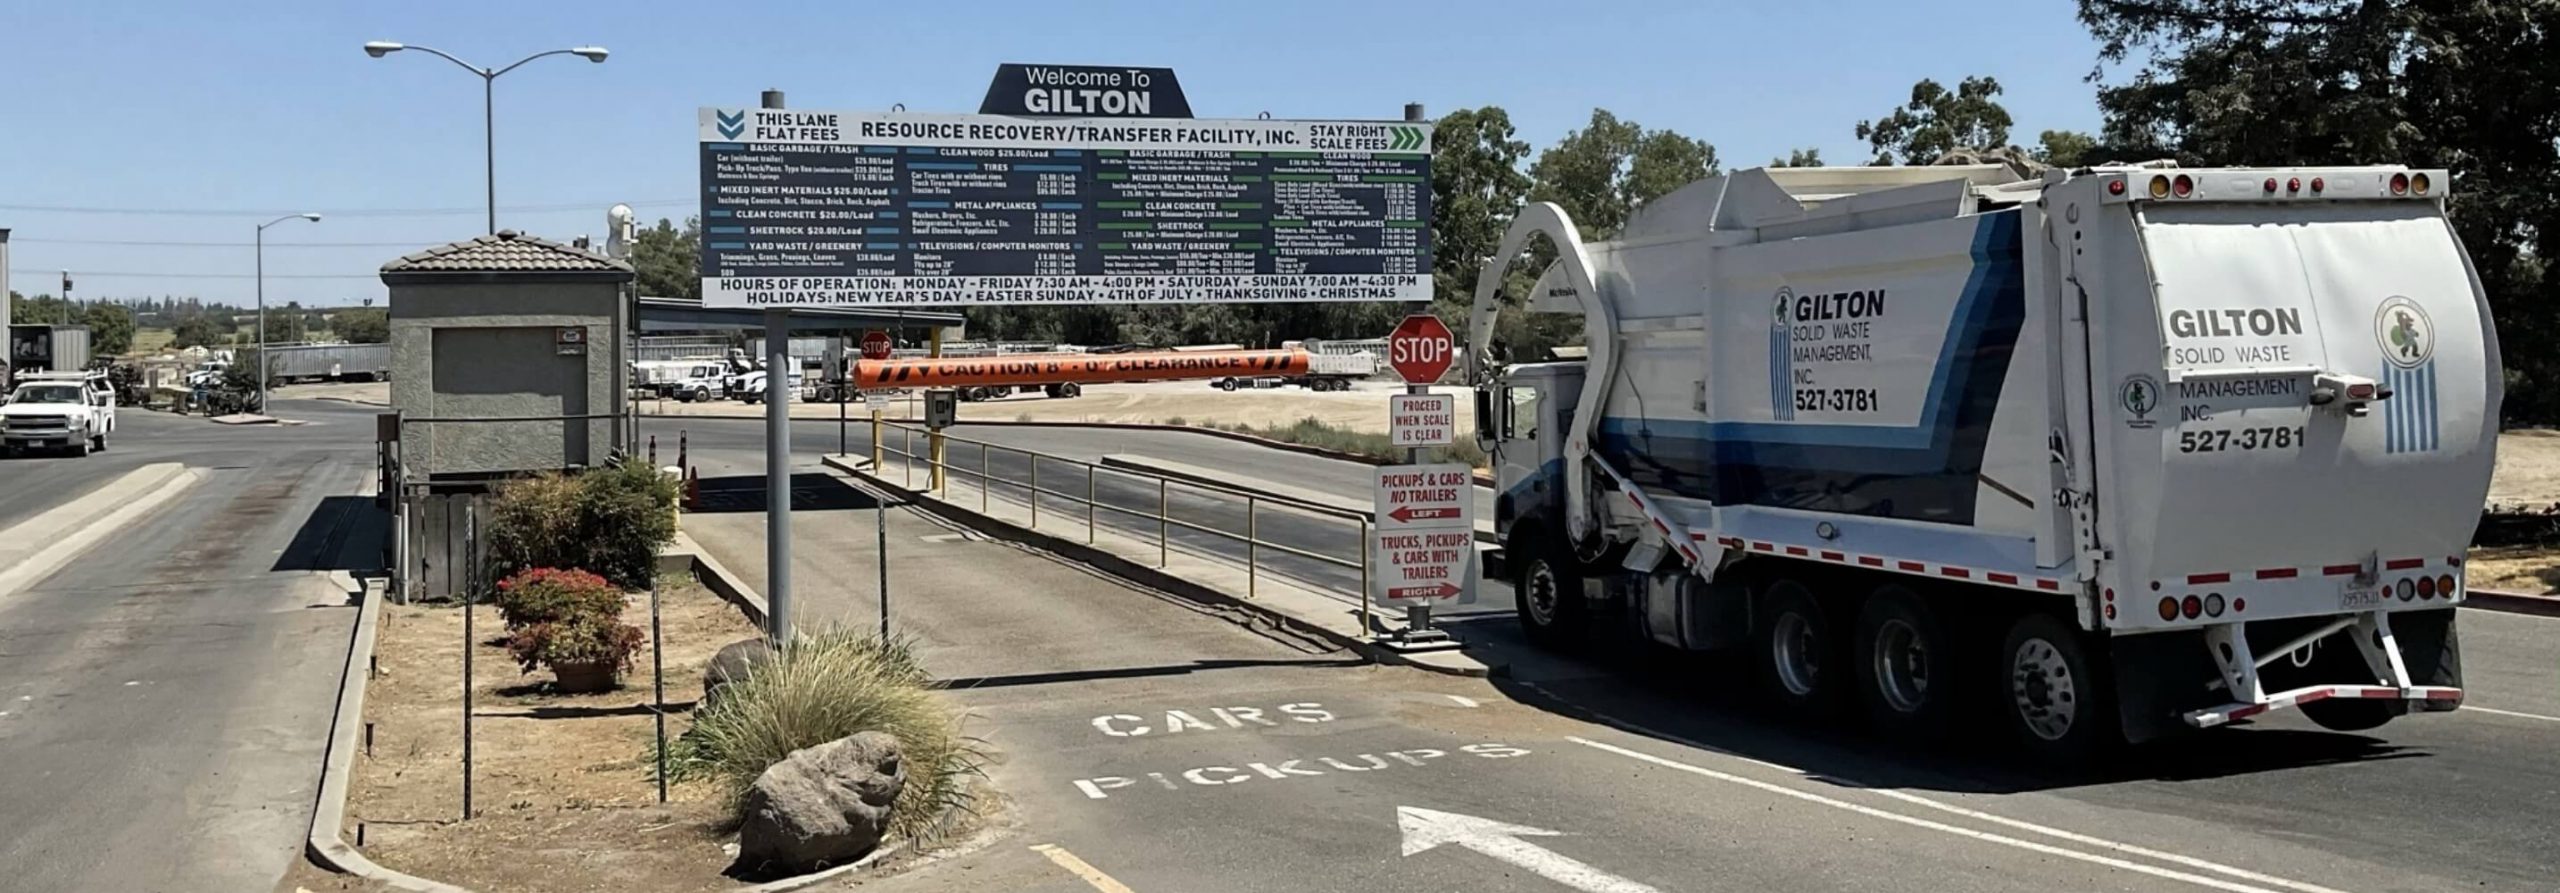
760;88;795;644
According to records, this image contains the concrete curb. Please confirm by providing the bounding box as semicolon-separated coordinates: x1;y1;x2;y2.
306;572;472;892
672;529;771;629
2466;588;2560;618
821;453;1491;678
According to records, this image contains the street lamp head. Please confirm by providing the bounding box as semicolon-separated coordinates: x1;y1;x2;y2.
571;46;609;63
362;41;404;58
299;213;323;222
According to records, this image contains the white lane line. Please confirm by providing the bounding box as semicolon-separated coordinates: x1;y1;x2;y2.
1569;736;2305;893
1857;785;2351;893
1031;843;1138;893
2464;705;2560;723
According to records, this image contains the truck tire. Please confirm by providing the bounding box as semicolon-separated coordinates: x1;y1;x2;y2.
2277;635;2400;732
1855;586;1952;738
92;429;107;453
1058;382;1082;398
1757;578;1847;715
1217;378;1238;391
1514;540;1587;646
76;430;92;457
2000;612;2119;763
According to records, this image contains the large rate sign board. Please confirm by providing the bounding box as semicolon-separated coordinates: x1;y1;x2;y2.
696;108;1433;308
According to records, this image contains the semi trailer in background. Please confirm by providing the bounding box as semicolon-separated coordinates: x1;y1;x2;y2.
6;324;94;386
262;342;391;383
1472;162;2490;759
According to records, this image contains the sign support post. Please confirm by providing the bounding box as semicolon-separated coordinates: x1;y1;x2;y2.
760;88;794;645
1378;299;1467;653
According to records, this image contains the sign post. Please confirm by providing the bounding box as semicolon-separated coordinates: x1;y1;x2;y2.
1381;311;1463;651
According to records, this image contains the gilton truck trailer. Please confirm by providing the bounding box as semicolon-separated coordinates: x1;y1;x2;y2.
1470;163;2490;759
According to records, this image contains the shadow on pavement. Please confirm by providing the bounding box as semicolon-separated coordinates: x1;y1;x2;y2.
271;494;391;573
931;656;1372;691
1483;630;2422;797
688;472;885;514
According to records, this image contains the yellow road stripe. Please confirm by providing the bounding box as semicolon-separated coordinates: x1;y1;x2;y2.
1030;843;1137;893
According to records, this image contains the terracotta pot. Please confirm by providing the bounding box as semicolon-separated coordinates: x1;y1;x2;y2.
551;660;619;694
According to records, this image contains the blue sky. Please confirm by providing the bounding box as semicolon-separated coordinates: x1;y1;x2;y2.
0;0;2113;308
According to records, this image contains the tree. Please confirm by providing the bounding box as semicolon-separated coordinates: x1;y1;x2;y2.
260;301;308;345
1857;76;2015;165
170;314;224;350
8;292;72;325
1771;147;1826;168
2033;130;2100;167
1427;107;1537;338
83;303;134;356
335;307;389;344
632;217;702;301
2073;0;2560;422
1528;109;1719;240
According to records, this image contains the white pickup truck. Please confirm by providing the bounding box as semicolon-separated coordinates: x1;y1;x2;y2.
2;372;116;457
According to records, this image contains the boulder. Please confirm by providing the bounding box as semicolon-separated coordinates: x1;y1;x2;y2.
735;731;907;875
700;637;771;713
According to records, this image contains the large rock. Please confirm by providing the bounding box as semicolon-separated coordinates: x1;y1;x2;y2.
700;637;771;713
735;731;907;875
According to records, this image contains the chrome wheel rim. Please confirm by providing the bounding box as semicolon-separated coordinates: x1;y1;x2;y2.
2012;638;2077;741
1524;561;1560;626
1873;618;1930;714
1773;611;1821;697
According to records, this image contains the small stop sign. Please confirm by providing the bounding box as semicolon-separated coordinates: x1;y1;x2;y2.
1388;314;1455;384
860;330;894;361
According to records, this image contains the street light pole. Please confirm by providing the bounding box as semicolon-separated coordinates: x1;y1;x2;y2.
255;213;322;415
363;42;609;234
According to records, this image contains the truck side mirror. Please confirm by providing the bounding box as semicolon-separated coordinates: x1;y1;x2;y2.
1473;388;1497;444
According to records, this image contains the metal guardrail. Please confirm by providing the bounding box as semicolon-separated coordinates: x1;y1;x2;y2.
873;421;1377;637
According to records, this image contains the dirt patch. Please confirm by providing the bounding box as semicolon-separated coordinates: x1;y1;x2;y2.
275;379;391;406
2466;546;2560;594
342;581;770;892
2491;429;2560;506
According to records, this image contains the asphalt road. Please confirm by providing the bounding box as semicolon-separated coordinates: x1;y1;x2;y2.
0;399;385;892
672;414;2560;892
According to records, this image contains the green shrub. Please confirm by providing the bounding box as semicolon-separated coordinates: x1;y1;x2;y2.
492;567;626;630
506;610;647;674
670;630;977;840
486;461;679;590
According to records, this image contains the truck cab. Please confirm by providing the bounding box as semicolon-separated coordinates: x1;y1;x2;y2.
1482;362;1582;539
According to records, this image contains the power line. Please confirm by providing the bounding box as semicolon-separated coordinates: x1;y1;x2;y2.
0;199;691;218
11;268;381;280
16;237;440;248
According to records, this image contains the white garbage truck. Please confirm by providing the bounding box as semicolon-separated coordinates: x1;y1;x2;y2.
1470;163;2491;759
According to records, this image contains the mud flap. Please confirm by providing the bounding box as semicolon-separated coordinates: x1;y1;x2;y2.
2385;608;2463;713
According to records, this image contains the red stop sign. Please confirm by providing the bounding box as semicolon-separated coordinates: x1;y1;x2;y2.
859;330;894;361
1388;314;1455;384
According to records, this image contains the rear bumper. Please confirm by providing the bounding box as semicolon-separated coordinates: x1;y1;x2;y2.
2184;684;2463;729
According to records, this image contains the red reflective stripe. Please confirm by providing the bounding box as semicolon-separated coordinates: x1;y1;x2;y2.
1858;556;1886;568
2255;568;2298;579
2293;689;2334;706
2188;572;2231;585
1820;550;1845;561
1651;519;1670;534
2036;579;2061;591
2385;558;2425;570
2322;564;2361;576
1752;542;1775;553
1720;537;1743;548
2228;704;2270;720
1690;532;1708;540
1988;572;2019;585
1939;567;1970;579
1897;561;1926;572
2347;686;2398;699
1784;546;1809;557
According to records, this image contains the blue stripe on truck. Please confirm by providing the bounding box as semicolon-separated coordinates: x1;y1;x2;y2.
1599;211;2027;525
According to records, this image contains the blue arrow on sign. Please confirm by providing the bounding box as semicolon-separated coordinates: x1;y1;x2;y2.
715;109;746;139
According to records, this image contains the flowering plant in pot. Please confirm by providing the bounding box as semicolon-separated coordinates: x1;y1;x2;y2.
492;567;625;630
507;611;647;693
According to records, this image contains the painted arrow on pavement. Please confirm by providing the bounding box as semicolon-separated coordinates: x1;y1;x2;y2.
1399;806;1658;893
1388;505;1461;523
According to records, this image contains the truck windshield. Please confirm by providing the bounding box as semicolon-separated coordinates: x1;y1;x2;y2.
11;385;84;404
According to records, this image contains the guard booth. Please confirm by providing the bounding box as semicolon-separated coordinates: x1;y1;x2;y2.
380;230;634;600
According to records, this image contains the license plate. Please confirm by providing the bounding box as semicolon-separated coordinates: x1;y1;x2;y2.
2340;584;2385;610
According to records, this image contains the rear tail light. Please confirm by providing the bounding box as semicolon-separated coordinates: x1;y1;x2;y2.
2181;595;2203;619
2286;177;2302;193
2310;177;2326;193
2397;578;2417;600
2108;179;2128;196
2203;593;2226;617
2438;574;2457;597
2347;383;2376;400
2263;178;2280;193
2148;176;2173;199
2173;175;2196;198
2158;597;2180;621
2417;576;2437;599
2231;597;2247;613
2391;173;2410;195
2411;173;2432;195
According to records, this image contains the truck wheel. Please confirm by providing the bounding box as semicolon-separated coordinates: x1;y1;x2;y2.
1855;586;1952;738
76;431;93;457
1757;579;1846;715
1218;378;1238;391
92;430;107;453
2001;612;2119;763
1059;382;1082;398
1515;542;1586;646
2278;635;2400;732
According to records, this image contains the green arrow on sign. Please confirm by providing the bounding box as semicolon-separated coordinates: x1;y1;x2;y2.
1388;125;1423;151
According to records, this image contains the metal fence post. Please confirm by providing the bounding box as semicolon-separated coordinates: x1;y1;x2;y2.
1158;477;1169;567
1086;468;1097;544
1360;517;1373;642
903;428;914;489
1246;499;1259;600
981;442;991;513
1029;456;1040;527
